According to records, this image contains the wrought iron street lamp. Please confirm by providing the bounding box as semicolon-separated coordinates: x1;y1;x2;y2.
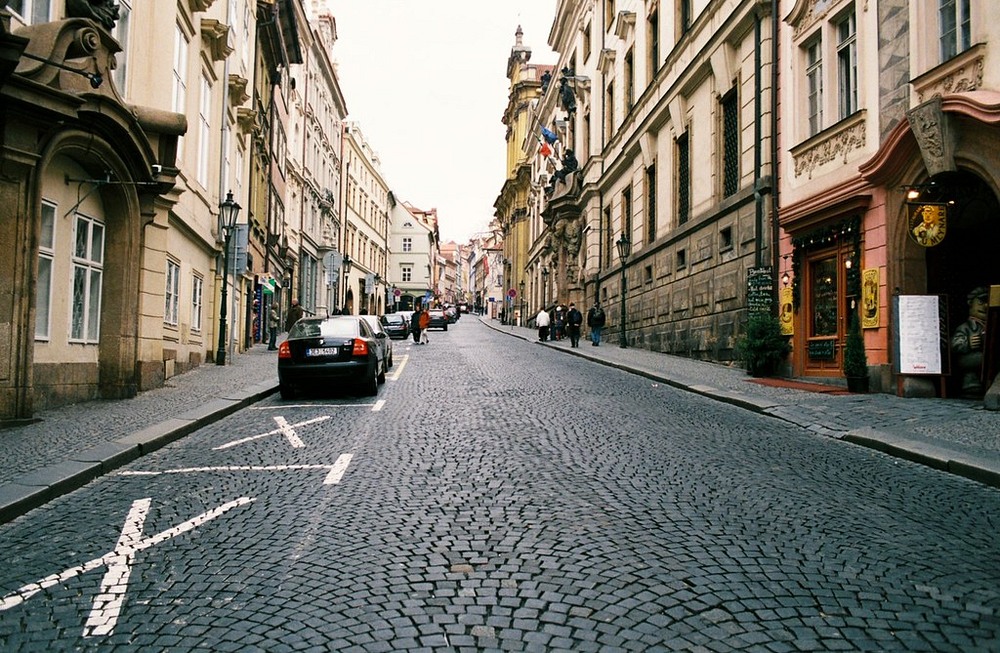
519;280;525;327
215;191;241;365
341;253;352;313
616;234;631;349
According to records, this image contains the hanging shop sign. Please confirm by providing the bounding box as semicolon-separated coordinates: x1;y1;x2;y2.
779;287;794;336
907;202;947;247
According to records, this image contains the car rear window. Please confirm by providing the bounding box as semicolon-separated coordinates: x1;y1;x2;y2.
289;318;360;339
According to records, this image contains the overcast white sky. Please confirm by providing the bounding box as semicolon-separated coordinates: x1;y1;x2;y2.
328;1;558;243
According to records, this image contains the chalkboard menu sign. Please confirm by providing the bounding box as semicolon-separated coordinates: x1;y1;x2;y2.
894;295;949;375
746;266;774;314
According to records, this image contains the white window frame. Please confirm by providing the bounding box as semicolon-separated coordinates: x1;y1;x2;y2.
165;259;181;327
939;0;971;61
401;265;413;283
836;11;857;120
113;0;132;95
35;200;56;341
192;274;204;332
8;0;51;25
198;73;212;188
805;37;824;137
70;214;105;343
173;25;189;159
402;236;412;253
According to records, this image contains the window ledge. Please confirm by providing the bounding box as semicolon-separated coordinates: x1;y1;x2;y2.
790;110;867;179
911;43;986;103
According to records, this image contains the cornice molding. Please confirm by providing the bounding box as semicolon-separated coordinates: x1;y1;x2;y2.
200;18;233;62
790;111;867;179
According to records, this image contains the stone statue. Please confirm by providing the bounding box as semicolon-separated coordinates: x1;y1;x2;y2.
540;70;551;93
550;149;578;188
951;286;988;397
66;0;120;30
559;67;576;114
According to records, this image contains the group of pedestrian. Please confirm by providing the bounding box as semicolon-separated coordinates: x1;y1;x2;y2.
535;301;604;347
411;305;430;345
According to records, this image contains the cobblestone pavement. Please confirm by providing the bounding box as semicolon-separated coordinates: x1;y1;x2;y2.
2;317;999;525
0;318;997;651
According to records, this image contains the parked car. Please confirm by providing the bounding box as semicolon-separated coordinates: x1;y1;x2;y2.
426;308;449;330
444;306;459;323
360;314;394;369
278;316;387;399
379;313;410;340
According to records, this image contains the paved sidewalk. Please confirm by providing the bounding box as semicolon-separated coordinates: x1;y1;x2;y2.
485;317;1000;490
2;318;999;524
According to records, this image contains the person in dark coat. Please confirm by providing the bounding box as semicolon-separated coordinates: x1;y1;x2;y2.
286;298;304;331
566;303;583;348
410;307;422;344
587;302;606;346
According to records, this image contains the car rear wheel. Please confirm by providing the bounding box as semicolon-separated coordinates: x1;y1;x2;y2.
279;383;296;400
360;365;378;397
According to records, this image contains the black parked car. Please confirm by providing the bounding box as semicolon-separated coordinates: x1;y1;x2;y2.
379;313;410;340
278;316;387;399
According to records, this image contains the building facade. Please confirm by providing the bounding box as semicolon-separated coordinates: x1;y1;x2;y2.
779;0;1000;402
387;201;438;312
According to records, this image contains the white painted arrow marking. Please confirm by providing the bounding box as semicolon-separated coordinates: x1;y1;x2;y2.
0;498;255;617
213;415;330;450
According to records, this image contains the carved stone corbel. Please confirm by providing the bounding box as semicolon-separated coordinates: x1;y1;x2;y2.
906;97;956;176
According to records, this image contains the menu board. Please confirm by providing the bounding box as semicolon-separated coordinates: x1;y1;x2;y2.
746;266;774;315
894;295;949;375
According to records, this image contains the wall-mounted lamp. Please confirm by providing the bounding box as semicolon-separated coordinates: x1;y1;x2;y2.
781;271;790;287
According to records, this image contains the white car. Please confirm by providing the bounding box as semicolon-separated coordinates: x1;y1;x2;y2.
360;315;394;370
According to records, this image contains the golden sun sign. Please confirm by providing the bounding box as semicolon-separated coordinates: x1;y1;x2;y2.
908;203;947;247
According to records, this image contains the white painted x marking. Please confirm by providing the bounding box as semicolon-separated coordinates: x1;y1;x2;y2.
0;497;255;638
213;415;330;450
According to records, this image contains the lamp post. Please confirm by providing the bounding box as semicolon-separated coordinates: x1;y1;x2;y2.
519;280;525;327
215;191;241;365
615;234;631;349
341;253;352;314
541;267;549;310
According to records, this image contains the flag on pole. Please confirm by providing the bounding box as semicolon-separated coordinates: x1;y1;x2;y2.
261;277;277;295
541;126;558;144
540;141;552;157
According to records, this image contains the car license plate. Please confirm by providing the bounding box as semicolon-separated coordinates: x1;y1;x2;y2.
305;347;335;357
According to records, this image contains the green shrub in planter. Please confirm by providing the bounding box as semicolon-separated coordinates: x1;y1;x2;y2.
735;312;791;377
843;311;869;392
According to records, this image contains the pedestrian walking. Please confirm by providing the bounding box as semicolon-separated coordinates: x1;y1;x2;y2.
411;307;422;344
553;305;565;340
267;304;280;350
419;307;430;344
587;302;606;346
285;298;304;331
536;307;551;341
566;302;583;347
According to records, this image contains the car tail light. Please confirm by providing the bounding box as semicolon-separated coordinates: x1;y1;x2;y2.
278;342;291;359
351;339;369;356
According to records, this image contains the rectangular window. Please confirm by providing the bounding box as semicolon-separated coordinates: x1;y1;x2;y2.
605;0;615;30
720;226;733;251
603;205;613;268
806;38;823;136
939;0;971;61
721;89;739;197
645;164;656;244
173;25;188;158
624;48;635;110
71;214;105;342
402;236;412;252
622;186;633;242
198;73;212;187
35;201;56;340
836;11;857;120
647;8;659;84
583;22;592;62
113;1;132;95
9;0;50;24
165;259;180;326
191;274;204;332
679;0;692;35
676;131;690;225
605;81;615;140
676;249;687;270
402;265;412;283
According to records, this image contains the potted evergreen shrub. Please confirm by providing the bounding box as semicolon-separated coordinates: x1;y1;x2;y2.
735;312;791;377
843;311;869;393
